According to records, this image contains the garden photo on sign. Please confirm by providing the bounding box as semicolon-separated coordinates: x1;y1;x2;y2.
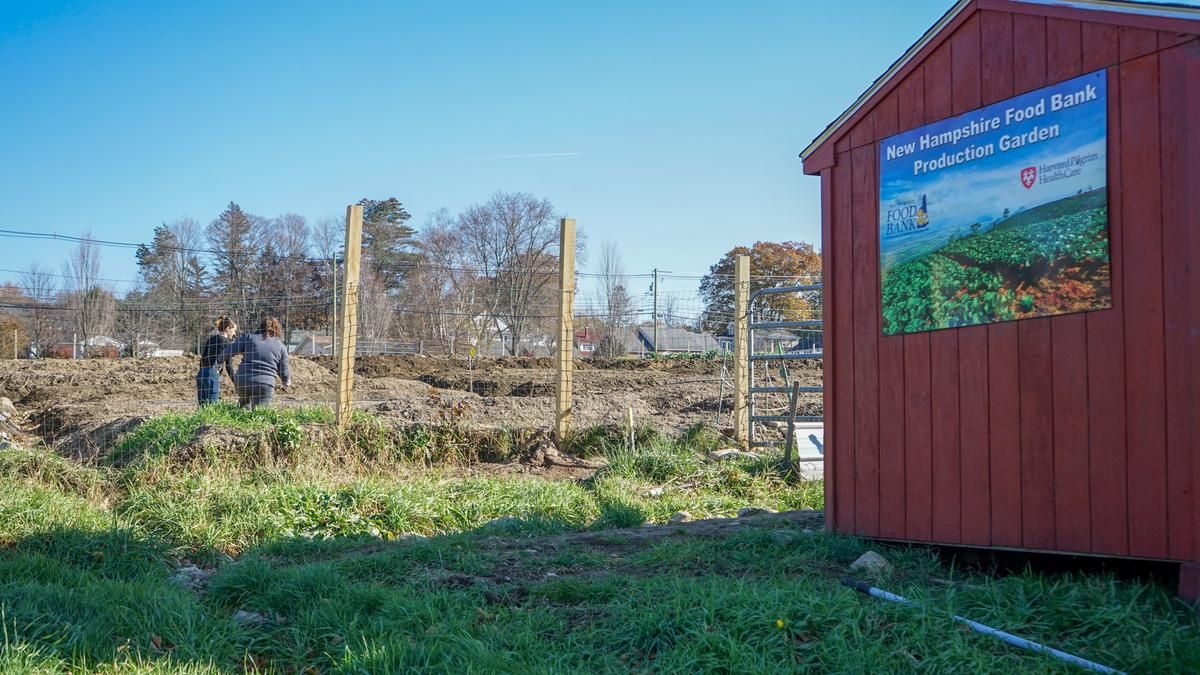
878;69;1111;336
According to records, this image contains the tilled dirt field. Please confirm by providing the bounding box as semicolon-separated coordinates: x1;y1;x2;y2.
0;355;822;456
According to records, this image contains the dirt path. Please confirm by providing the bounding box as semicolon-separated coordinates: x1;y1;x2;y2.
287;509;828;580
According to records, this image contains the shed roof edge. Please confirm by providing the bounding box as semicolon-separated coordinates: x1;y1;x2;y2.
799;0;1200;163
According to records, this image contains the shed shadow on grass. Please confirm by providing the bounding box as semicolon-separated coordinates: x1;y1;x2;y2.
5;514;1200;673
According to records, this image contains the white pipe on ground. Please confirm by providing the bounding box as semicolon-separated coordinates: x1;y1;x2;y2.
841;577;1124;674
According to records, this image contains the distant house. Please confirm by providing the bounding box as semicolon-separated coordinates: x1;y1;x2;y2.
148;347;185;358
130;339;183;358
292;334;334;355
631;326;720;354
357;340;422;356
716;328;823;355
46;335;124;359
574;327;598;356
290;335;423;356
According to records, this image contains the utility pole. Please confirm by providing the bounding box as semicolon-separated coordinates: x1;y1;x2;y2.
651;268;672;354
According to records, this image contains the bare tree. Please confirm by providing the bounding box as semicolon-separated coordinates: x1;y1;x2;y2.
596;242;634;357
455;192;563;355
114;291;157;356
63;233;115;354
19;262;60;354
357;269;395;344
661;293;678;327
312;215;344;264
257;213;311;341
313;214;345;332
400;208;482;354
168;218;209;348
136;218;209;350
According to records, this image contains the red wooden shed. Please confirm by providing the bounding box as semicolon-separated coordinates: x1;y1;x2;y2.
801;0;1200;597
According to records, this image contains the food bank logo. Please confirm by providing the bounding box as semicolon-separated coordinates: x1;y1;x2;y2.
883;194;930;238
1020;166;1037;189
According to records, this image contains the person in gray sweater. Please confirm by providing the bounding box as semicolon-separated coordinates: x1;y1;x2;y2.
223;316;292;409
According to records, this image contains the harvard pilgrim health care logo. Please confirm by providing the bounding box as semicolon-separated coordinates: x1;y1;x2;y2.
1020;166;1037;189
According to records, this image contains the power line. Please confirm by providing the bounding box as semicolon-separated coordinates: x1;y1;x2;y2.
0;227;718;280
0;267;142;286
0;227;821;285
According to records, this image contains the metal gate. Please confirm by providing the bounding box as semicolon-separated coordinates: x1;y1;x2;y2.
746;284;823;462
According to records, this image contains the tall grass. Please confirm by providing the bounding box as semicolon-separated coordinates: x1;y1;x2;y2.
3;410;1194;673
2;409;823;556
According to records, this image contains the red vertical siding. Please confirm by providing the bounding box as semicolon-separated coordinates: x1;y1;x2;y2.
1188;54;1200;570
952;13;990;547
849;109;875;150
988;323;1022;546
1082;22;1120;71
1087;68;1130;556
1159;42;1196;562
979;10;1023;549
897;67;932;542
1120;54;1169;559
1018;319;1057;550
851;142;881;536
874;91;907;541
904;333;933;541
1045;18;1093;554
1051;316;1091;552
832;156;855;533
922;38;962;544
1047;18;1082;79
1119;26;1158;62
1012;13;1058;551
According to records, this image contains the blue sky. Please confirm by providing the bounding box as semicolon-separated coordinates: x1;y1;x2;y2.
0;0;994;297
879;70;1108;269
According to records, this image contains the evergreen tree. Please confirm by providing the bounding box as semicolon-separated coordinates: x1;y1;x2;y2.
358;197;420;290
206;202;259;324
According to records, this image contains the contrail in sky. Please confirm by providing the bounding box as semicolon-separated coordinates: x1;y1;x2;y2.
466;151;583;159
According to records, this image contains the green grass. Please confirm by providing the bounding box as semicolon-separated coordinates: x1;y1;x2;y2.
0;411;1197;673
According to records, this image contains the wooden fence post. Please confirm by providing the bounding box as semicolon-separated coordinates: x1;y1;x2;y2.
732;255;750;448
336;204;364;430
784;380;801;464
556;218;576;445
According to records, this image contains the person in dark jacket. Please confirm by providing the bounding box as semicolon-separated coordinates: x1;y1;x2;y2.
224;316;291;409
197;316;238;405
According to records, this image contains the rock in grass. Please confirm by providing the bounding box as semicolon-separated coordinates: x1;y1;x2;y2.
668;511;693;525
169;564;210;592
737;507;778;518
484;516;523;531
0;397;15;418
770;529;799;545
849;551;893;576
707;448;760;462
232;610;268;627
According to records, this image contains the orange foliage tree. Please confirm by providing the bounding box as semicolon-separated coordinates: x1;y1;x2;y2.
699;241;822;333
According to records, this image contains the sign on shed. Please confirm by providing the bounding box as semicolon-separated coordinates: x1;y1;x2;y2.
878;69;1110;335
